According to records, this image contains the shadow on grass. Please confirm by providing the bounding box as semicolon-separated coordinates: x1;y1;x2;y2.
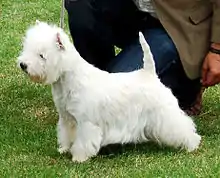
45;142;177;163
98;142;175;157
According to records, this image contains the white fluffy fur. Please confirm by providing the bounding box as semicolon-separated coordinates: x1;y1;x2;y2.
17;21;201;162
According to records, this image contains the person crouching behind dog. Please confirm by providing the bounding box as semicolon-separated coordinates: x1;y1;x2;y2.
64;0;220;116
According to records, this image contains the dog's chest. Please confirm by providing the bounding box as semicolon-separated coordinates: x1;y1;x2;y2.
51;80;72;115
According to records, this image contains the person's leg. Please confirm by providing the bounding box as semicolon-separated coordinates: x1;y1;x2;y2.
107;27;201;112
64;0;145;70
64;0;115;70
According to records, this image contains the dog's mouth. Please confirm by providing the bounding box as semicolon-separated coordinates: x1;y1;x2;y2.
23;70;28;74
29;75;46;83
19;66;46;83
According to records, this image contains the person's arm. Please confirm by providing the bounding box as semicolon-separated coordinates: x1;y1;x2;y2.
201;1;220;87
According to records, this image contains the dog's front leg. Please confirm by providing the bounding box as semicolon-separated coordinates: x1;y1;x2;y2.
70;122;102;163
57;115;76;154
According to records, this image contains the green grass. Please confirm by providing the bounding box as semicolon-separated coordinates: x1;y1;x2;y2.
1;0;220;177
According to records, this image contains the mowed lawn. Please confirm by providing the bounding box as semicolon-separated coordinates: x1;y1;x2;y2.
1;0;220;177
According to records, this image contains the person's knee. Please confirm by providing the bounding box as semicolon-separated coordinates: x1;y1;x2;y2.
161;40;178;60
152;39;179;75
143;28;179;75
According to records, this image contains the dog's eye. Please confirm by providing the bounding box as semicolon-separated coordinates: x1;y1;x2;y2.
39;54;45;60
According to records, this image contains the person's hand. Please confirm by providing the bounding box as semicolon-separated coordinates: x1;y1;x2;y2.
202;43;220;87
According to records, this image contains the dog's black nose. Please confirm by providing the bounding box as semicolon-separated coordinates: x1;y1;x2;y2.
20;62;27;71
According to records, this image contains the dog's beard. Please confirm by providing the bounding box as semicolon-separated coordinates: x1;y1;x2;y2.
29;75;46;83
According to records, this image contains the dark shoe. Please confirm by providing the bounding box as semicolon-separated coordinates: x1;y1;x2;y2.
183;87;205;116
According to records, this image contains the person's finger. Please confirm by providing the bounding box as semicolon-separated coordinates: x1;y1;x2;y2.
213;74;220;86
205;71;218;86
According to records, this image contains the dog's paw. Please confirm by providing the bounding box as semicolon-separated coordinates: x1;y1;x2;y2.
71;155;89;163
186;133;201;152
58;146;69;154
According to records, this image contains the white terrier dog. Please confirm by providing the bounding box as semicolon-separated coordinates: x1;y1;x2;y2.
17;21;201;162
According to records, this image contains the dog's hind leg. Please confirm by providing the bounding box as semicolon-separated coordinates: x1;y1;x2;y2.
70;122;102;162
144;111;201;152
57;115;77;154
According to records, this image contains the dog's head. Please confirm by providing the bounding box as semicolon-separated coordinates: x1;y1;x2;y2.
17;20;70;84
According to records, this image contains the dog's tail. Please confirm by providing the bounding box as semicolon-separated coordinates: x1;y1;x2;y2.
139;32;156;75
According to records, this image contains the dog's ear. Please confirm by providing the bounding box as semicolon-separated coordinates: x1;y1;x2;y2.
56;32;65;50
